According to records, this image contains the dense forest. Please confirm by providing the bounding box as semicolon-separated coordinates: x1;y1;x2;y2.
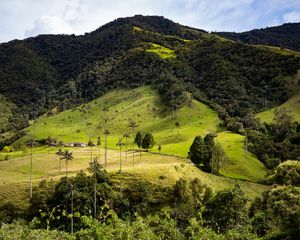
217;22;300;52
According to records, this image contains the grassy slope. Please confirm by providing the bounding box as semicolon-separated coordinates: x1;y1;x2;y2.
20;86;220;158
0;147;269;207
216;132;267;182
256;93;300;123
15;86;267;182
1;86;270;205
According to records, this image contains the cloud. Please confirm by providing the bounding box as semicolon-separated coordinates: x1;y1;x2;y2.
25;15;75;37
1;0;300;42
283;11;300;23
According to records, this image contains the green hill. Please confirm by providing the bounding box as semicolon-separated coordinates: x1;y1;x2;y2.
13;86;268;183
256;93;300;123
21;86;220;158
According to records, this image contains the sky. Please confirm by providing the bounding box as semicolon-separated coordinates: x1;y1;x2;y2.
0;0;300;43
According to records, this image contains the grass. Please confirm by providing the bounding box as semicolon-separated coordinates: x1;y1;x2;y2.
18;86;220;158
256;93;300;123
0;147;269;206
0;86;271;205
216;132;268;182
146;43;176;59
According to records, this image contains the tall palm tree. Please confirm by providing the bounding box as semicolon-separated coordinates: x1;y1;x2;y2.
116;138;124;196
123;132;130;163
103;129;110;168
89;157;98;219
61;150;73;179
28;136;34;199
103;106;109;169
67;184;79;234
128;120;138;167
55;148;63;174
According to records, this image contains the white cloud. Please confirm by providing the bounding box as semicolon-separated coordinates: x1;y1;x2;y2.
0;0;300;42
25;15;75;37
283;11;300;23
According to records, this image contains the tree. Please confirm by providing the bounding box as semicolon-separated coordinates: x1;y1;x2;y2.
103;129;110;169
211;142;224;175
135;131;143;160
61;150;73;179
188;136;209;168
204;185;248;233
142;133;155;151
66;184;79;234
55;148;64;174
116;138;124;196
128;119;138;167
158;144;162;152
123;132;130;162
103;106;109;169
97;136;101;164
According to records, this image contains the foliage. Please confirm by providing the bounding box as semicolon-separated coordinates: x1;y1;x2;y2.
250;186;300;238
217;22;300;52
142;132;155;151
268;161;300;186
203;185;249;233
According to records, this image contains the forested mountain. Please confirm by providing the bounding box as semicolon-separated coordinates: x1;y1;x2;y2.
0;15;300;146
217;22;300;51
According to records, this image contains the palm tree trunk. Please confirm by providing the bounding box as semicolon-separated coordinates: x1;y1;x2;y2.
29;146;33;199
94;175;97;218
59;157;62;174
66;160;68;180
71;184;74;234
105;134;107;169
125;137;128;163
132;143;135;168
120;147;122;197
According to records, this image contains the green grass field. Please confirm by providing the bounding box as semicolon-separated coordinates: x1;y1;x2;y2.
216;132;268;182
0;86;272;205
18;86;220;158
0;147;269;207
256;93;300;123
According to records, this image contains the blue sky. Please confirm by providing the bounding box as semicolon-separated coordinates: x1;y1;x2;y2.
0;0;300;43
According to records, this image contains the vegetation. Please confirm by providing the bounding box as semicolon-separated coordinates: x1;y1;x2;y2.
217;22;300;52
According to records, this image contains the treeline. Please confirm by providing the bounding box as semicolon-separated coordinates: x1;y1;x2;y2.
217;22;300;52
0;163;299;239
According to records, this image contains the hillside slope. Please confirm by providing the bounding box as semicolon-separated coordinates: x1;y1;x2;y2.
256;93;300;123
15;86;268;182
217;22;300;52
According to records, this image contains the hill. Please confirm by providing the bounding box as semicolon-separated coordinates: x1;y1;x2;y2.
13;86;267;183
256;93;300;123
217;22;300;52
1;15;300;151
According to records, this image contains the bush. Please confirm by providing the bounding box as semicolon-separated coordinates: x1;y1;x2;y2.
269;161;300;186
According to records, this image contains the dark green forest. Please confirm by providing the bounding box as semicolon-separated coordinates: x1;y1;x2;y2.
217;22;300;52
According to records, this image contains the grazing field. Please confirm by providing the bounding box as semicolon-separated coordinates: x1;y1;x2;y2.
256;93;300;123
216;131;268;182
9;86;268;183
0;147;269;207
18;86;220;159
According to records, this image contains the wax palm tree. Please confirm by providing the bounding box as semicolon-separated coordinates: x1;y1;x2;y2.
66;184;79;234
61;150;73;179
116;138;124;196
129;120;138;167
55;148;63;174
89;157;98;219
103;106;109;169
103;129;110;169
123;132;130;163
